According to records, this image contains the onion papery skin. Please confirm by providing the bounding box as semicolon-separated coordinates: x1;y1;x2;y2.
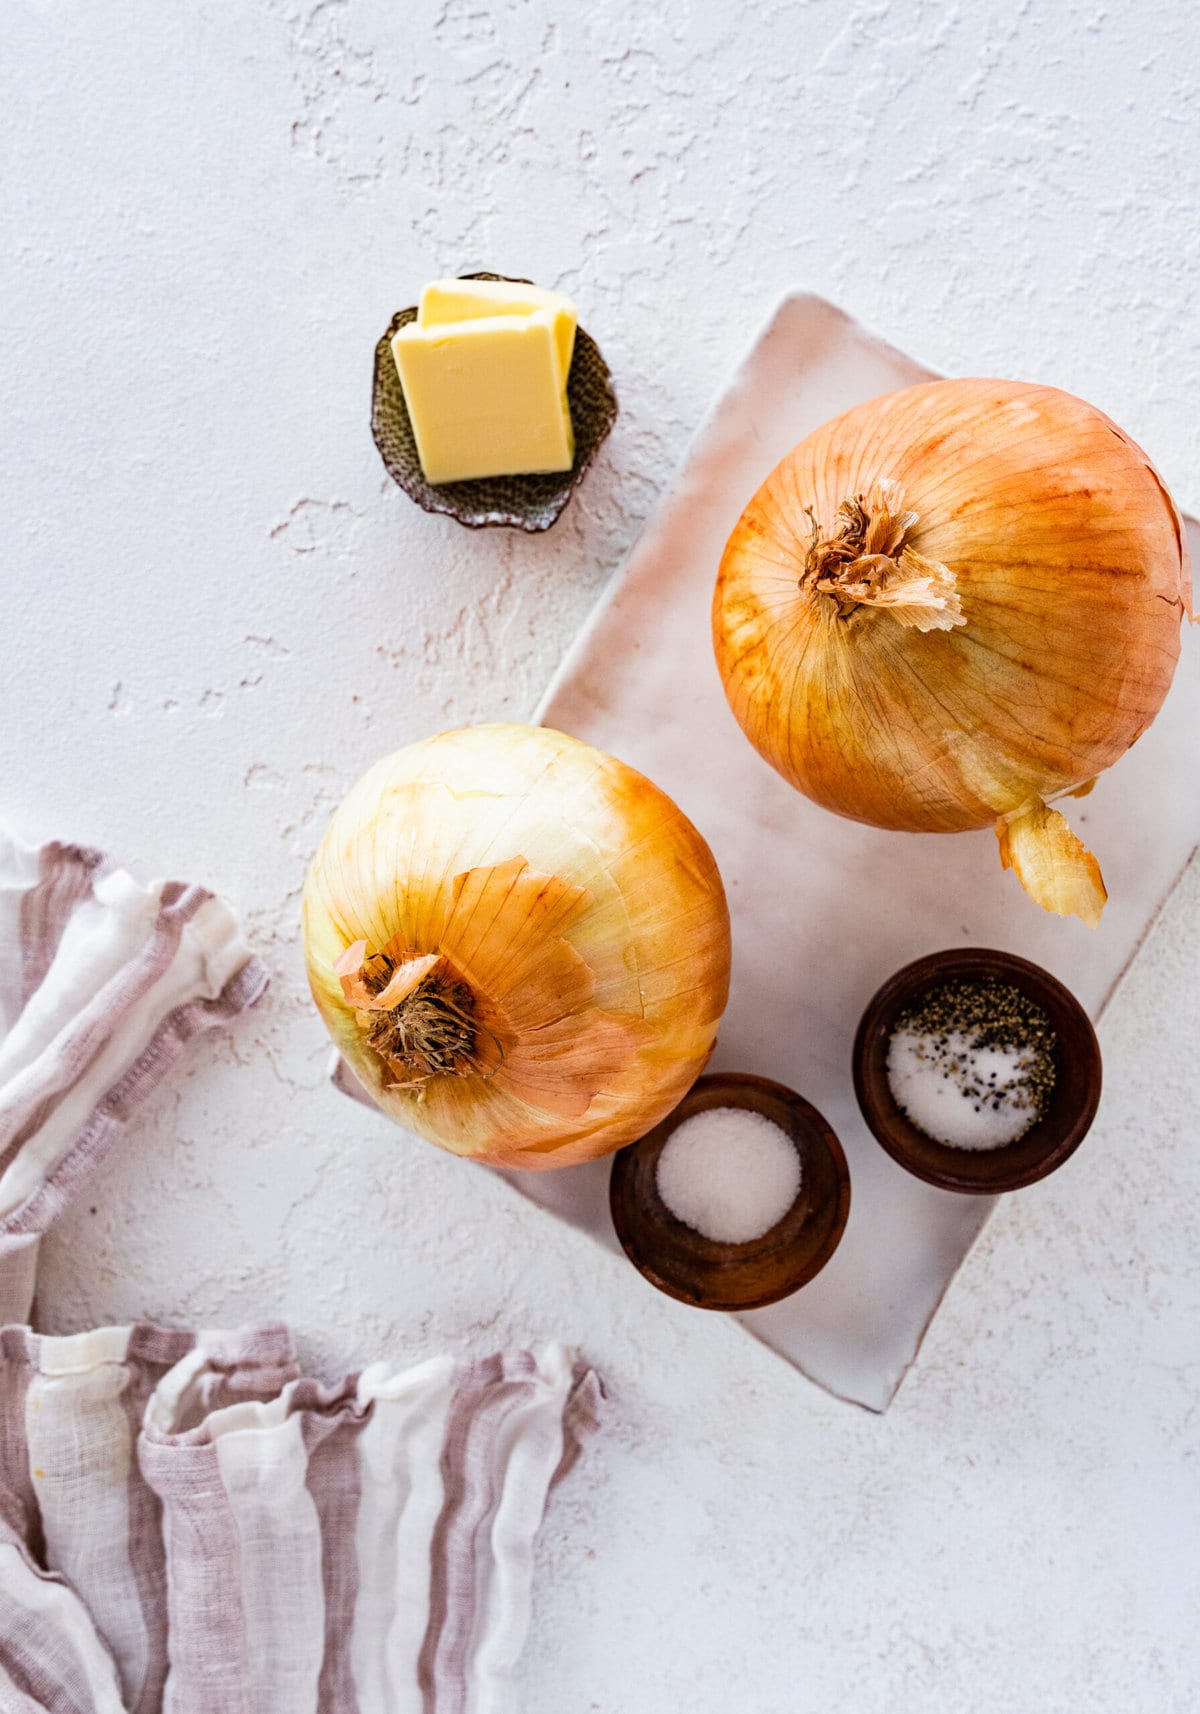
303;724;731;1169
713;378;1190;837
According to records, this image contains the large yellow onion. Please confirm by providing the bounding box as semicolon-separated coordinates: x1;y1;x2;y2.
303;723;730;1168
713;378;1191;926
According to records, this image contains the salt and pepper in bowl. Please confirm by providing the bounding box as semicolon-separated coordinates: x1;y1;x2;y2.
853;947;1102;1194
609;1073;850;1311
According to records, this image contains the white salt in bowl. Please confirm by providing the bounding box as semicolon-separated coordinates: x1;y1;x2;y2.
852;948;1102;1195
608;1072;850;1311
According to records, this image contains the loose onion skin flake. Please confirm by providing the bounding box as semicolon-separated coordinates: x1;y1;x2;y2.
714;378;1191;925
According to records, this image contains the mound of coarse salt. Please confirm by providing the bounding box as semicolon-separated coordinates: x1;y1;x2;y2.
656;1107;801;1243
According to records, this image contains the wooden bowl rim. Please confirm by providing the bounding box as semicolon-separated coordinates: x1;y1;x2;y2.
608;1071;851;1311
852;947;1102;1194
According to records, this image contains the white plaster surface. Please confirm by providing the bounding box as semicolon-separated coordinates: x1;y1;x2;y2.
2;2;1198;1709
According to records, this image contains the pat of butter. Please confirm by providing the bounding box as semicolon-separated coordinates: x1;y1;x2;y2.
392;310;575;486
419;279;578;384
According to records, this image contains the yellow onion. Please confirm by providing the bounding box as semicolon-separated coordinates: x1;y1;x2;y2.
713;378;1191;926
303;723;730;1169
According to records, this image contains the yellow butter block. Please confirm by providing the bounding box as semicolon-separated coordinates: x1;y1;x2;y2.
392;310;575;485
419;279;578;384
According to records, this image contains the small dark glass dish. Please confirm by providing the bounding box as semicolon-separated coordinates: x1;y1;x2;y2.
608;1072;851;1312
853;948;1102;1195
371;272;618;533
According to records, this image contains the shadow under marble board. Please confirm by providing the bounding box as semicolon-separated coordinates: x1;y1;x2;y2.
335;292;1199;1412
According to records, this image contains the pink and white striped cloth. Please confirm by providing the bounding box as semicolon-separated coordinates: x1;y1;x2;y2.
0;837;269;1324
0;836;602;1714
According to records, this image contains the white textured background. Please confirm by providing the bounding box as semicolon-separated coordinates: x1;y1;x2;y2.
3;2;1200;1709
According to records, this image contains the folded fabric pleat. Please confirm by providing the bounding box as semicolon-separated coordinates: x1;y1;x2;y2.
0;836;269;1324
0;1323;287;1714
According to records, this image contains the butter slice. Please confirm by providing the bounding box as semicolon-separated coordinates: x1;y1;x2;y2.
392;310;575;485
419;279;577;383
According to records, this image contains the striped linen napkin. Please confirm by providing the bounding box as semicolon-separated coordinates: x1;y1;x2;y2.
0;835;269;1323
2;1326;600;1714
0;834;603;1714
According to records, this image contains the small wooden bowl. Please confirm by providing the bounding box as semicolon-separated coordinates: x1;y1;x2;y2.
608;1072;851;1311
853;948;1102;1195
371;272;618;533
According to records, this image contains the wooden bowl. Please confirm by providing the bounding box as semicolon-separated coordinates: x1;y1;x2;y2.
852;948;1102;1195
371;273;618;533
608;1072;851;1311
